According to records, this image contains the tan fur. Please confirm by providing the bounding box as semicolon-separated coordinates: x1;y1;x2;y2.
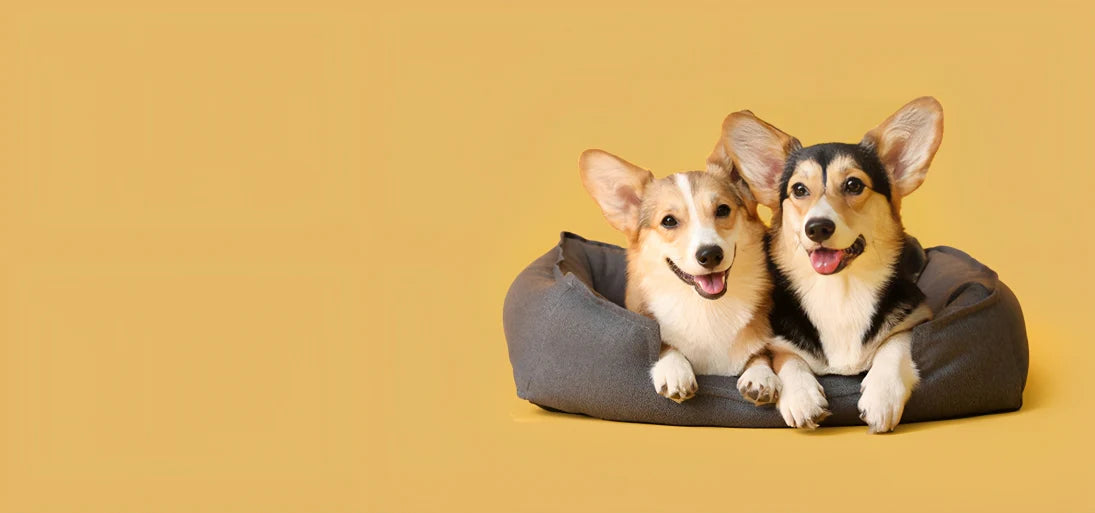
626;195;771;375
717;97;945;432
784;157;880;223
580;148;778;404
778;157;906;280
711;111;802;210
579;149;654;240
862;96;945;205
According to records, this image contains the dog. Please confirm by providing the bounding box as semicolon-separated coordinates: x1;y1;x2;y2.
709;97;943;432
580;146;779;406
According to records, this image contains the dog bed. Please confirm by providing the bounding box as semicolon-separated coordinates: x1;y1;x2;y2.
502;232;1028;427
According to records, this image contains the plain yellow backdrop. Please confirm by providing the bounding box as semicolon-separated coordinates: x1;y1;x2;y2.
1;2;1092;512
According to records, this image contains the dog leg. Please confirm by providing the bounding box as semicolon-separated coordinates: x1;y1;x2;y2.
773;349;829;429
650;347;697;403
858;331;919;433
736;352;781;406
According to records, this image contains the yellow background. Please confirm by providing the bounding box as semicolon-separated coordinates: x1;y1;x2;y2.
1;2;1092;512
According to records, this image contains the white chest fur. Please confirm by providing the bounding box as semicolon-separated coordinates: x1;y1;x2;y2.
776;242;900;375
795;272;882;374
640;264;767;376
646;292;760;375
774;231;912;375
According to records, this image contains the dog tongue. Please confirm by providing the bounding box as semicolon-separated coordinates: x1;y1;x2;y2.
694;273;726;295
810;249;844;275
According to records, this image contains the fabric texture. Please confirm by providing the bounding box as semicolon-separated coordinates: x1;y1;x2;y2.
502;232;1028;427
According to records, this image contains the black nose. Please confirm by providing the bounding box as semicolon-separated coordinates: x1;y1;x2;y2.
695;245;724;269
805;218;836;243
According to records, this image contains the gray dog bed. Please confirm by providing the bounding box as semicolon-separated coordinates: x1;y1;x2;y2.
502;232;1028;427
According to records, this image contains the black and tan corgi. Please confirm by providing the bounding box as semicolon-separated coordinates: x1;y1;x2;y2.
580;147;779;406
710;97;943;432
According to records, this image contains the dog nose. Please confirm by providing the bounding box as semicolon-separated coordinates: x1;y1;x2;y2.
804;218;836;243
695;245;724;269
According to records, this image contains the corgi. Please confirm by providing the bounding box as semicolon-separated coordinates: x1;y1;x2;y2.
710;97;943;432
580;147;779;406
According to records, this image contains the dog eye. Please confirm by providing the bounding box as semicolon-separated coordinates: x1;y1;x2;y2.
661;215;678;228
715;204;731;218
791;183;809;198
843;177;865;195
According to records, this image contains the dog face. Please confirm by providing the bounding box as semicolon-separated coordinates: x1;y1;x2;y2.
714;97;943;276
580;150;761;300
777;144;898;274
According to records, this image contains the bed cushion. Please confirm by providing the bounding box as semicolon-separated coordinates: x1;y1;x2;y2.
502;232;1028;427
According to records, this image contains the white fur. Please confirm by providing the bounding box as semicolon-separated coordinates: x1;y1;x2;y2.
771;230;897;374
858;331;919;433
768;225;932;432
720;98;943;432
736;361;781;405
767;187;932;432
640;235;767;376
775;352;829;429
674;174;729;270
581;150;778;404
804;196;859;250
650;348;697;403
635;175;770;378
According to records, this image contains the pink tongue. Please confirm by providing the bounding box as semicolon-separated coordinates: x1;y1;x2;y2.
694;273;726;295
810;249;845;275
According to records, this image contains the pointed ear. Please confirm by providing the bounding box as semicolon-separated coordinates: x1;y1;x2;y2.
861;97;944;198
579;149;654;237
706;153;760;218
709;110;800;209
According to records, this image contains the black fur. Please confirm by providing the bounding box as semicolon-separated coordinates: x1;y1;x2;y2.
763;233;826;362
765;234;927;356
778;143;892;202
765;142;927;358
862;238;927;344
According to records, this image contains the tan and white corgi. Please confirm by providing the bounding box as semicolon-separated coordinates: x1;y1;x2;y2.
711;97;943;432
580;147;779;405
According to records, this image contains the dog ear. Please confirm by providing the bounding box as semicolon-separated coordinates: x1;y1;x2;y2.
710;110;800;209
861;97;944;198
705;160;760;220
579;149;654;237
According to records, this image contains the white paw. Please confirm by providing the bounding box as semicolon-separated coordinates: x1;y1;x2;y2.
736;365;781;406
650;351;697;403
857;369;913;434
777;378;830;429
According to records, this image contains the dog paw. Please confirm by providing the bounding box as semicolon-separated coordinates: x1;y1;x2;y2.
857;371;912;434
777;379;830;429
736;365;781;406
650;351;697;403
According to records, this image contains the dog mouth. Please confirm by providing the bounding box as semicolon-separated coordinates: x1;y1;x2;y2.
665;247;735;300
807;235;866;275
